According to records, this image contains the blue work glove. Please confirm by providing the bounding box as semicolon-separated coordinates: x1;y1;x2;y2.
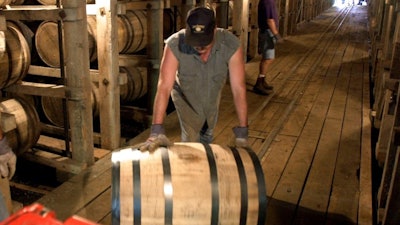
136;124;171;151
233;126;249;148
0;137;16;179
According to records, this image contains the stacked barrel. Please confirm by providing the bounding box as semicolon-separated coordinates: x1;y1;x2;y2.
0;21;30;89
0;0;24;7
34;10;149;126
0;14;40;155
0;0;180;138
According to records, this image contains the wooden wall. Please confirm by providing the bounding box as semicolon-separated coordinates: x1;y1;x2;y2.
369;0;400;224
276;0;335;36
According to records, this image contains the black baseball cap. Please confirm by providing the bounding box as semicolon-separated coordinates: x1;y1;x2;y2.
184;7;216;47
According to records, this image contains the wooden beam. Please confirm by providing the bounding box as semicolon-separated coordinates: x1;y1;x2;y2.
35;135;110;161
248;0;259;59
63;0;95;165
382;148;400;225
21;149;85;175
375;90;395;166
27;65;127;85
4;81;66;98
39;123;126;147
359;58;374;225
146;1;165;115
283;0;290;37
232;0;249;59
382;4;394;61
389;13;400;79
0;178;12;215
0;5;64;21
96;0;121;150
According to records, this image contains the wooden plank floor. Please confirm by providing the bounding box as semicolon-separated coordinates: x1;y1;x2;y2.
37;5;373;225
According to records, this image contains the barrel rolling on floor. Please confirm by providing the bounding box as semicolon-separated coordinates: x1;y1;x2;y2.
111;142;267;225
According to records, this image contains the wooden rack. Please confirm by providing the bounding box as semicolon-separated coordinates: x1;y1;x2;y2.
0;0;165;175
369;0;400;224
1;2;95;173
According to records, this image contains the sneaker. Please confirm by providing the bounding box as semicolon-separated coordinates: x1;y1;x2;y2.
263;82;274;90
253;83;273;95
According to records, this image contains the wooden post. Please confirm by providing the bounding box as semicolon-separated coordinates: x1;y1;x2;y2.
147;0;166;115
298;0;304;25
179;0;195;31
0;176;12;216
215;0;230;29
232;0;249;60
390;12;400;79
382;4;394;60
62;0;94;166
96;0;120;150
382;148;400;225
283;0;290;37
248;0;259;59
290;0;298;34
378;0;387;36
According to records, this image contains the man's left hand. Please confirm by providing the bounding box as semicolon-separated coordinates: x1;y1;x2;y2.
273;33;284;44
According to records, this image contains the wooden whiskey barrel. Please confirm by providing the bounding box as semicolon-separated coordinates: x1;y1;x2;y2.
163;8;180;39
40;82;99;127
0;0;24;7
119;66;147;103
0;0;12;6
0;97;41;155
117;10;147;54
0;21;31;89
35;20;97;67
111;142;267;225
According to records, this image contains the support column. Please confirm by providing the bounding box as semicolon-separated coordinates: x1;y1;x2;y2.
283;0;289;36
215;0;229;29
248;0;259;59
63;0;94;166
232;0;249;60
179;0;196;29
96;0;120;149
148;1;165;115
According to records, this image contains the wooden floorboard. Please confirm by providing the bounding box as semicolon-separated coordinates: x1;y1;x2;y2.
35;5;373;225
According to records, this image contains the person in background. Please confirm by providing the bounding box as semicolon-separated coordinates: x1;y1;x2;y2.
137;6;249;151
253;0;283;95
0;126;16;221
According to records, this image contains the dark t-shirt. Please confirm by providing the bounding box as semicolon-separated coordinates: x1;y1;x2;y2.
258;0;279;31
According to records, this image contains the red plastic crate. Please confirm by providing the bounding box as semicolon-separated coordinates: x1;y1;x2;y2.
0;203;99;225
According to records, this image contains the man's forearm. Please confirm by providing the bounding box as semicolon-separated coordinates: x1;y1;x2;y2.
151;91;170;125
234;93;248;127
267;19;279;34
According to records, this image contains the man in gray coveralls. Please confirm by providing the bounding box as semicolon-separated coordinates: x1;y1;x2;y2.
138;6;249;150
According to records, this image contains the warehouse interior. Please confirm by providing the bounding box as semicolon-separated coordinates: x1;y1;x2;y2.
0;0;399;224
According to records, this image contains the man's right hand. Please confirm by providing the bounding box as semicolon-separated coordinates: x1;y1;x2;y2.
135;124;172;151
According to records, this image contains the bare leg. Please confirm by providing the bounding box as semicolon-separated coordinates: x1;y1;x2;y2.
259;58;273;75
258;58;274;89
253;58;274;95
